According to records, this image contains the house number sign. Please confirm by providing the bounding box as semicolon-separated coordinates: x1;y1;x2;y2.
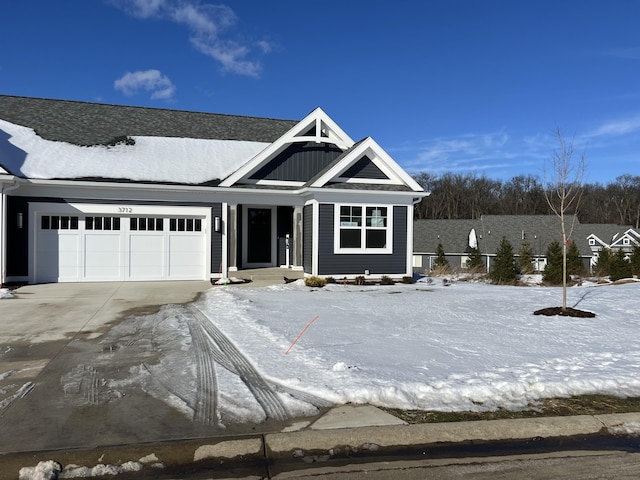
117;207;133;213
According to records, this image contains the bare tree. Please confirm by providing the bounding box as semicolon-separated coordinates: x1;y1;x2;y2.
543;128;586;311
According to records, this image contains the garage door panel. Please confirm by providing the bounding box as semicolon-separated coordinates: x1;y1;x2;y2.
38;233;81;282
168;234;204;278
33;205;208;283
129;235;165;279
84;234;122;280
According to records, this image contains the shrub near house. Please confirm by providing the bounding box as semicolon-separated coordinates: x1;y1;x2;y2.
490;237;517;284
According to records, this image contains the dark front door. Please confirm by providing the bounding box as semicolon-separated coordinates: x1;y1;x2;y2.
247;208;272;264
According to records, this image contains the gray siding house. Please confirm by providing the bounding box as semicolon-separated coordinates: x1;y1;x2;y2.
586;225;639;268
413;215;593;273
0;95;427;284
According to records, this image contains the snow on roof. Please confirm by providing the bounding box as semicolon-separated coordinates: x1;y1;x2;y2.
0;119;268;184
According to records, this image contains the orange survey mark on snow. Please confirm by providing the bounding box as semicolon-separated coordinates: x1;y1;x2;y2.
285;315;319;354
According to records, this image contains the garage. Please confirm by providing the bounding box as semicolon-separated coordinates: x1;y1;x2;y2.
31;203;210;283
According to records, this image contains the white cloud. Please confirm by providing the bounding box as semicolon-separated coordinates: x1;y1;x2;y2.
584;116;640;138
108;0;167;19
108;1;269;77
114;69;176;100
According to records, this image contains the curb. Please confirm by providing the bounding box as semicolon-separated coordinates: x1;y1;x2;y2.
7;413;640;477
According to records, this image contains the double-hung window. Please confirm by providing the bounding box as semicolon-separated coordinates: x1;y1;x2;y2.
335;204;392;253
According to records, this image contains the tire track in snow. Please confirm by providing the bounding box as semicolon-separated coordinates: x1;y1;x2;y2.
186;319;219;425
188;306;290;422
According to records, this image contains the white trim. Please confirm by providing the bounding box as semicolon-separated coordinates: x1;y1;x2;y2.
333;203;394;255
27;202;211;283
311;200;319;276
406;205;413;276
254;179;306;187
220;202;228;279
310;137;424;192
220;108;354;187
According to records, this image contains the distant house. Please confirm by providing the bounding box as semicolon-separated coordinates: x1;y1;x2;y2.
413;215;593;274
0;95;427;284
586;225;639;268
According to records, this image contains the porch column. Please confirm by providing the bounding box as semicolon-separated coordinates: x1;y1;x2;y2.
228;203;238;272
293;205;303;267
0;190;5;286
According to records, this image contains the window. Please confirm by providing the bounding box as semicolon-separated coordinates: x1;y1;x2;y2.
335;205;392;253
170;217;202;232
130;217;163;231
41;215;79;230
588;238;596;246
86;216;121;231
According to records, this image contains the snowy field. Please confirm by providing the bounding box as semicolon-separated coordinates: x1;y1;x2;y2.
191;278;640;417
4;279;640;423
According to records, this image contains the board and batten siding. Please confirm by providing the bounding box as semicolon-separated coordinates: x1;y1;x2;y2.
303;204;313;273
210;202;223;275
249;142;343;182
317;204;407;276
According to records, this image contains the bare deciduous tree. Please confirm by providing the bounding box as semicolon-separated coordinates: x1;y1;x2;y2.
543;128;586;311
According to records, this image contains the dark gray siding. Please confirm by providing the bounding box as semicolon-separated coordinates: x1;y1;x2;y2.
210;203;223;274
7;196;30;277
317;204;407;276
340;156;388;179
249;142;343;182
303;205;313;273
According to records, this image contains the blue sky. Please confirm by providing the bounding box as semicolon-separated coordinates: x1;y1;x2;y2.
2;0;639;184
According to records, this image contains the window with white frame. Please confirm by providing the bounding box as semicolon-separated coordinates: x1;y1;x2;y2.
335;205;392;253
588;238;596;246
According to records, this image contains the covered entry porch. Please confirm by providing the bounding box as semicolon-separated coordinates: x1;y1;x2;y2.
226;203;304;275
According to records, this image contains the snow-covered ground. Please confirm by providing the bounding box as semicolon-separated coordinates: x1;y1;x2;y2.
12;279;640;479
0;288;13;299
89;277;640;423
190;278;640;417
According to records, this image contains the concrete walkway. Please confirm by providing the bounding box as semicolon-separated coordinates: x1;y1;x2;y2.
2;282;640;477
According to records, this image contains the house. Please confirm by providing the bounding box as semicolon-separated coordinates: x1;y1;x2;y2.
0;95;427;284
413;215;593;273
586;225;639;268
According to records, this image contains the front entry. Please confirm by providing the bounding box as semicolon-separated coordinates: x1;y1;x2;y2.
246;207;274;266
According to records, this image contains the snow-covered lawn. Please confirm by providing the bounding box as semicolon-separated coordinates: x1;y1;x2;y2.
189;278;640;418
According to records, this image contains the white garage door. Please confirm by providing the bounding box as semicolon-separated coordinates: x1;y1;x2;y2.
33;205;209;283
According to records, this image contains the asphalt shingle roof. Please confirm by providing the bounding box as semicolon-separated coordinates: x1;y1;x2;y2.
0;95;298;146
414;215;593;257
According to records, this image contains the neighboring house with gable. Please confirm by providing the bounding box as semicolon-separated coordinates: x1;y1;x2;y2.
0;95;426;285
413;215;593;274
586;225;639;268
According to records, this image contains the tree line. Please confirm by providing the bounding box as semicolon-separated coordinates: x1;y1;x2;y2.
412;172;640;227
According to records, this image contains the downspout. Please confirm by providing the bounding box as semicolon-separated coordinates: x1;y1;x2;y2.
1;178;21;286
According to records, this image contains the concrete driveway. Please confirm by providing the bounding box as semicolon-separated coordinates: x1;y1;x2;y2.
0;281;213;453
0;281;212;344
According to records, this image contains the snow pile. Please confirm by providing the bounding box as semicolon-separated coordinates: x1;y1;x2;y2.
18;460;145;479
18;461;61;480
0;119;268;183
609;422;640;437
0;288;13;299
